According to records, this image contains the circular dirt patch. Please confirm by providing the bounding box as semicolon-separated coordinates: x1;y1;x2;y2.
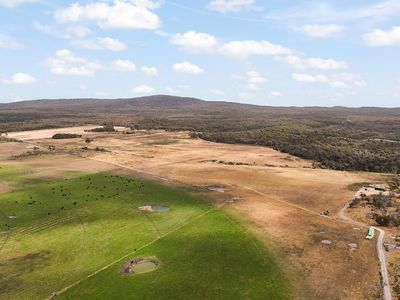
122;257;160;275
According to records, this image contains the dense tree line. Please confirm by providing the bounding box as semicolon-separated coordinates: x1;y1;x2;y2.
130;116;399;173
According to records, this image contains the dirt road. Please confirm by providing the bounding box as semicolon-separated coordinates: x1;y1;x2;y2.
374;227;392;300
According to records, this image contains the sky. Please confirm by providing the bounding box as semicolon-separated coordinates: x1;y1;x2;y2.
0;0;400;107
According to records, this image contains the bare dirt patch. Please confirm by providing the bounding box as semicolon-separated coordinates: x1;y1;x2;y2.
0;143;27;160
13;154;116;174
0;182;13;194
7;126;98;141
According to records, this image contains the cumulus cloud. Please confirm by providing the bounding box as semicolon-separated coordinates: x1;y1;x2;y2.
141;66;158;76
218;40;292;59
363;26;400;47
245;70;267;90
131;84;155;93
281;55;347;70
169;31;293;60
2;73;36;84
298;24;344;38
112;59;136;72
72;37;127;51
0;0;36;7
45;49;104;76
172;62;204;74
54;0;161;30
170;31;218;53
0;34;23;49
207;0;262;13
292;72;366;88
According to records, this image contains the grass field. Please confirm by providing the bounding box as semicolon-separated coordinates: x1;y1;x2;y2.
0;164;289;300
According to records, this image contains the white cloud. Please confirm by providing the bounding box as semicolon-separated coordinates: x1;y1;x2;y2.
2;73;36;84
45;49;104;76
33;21;61;37
169;31;294;60
170;31;218;53
131;84;155;94
265;1;400;22
172;61;204;74
66;26;93;38
218;40;292;59
54;1;161;30
292;72;366;89
0;35;22;49
329;81;347;88
363;26;400;47
269;91;282;97
247;71;266;84
281;55;347;70
141;66;158;76
112;59;136;72
246;70;267;90
292;73;329;83
214;89;226;96
79;84;88;90
298;24;344;38
33;22;93;39
207;0;262;13
72;37;127;51
0;0;36;7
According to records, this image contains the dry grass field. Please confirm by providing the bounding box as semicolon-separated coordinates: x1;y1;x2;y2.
1;127;389;299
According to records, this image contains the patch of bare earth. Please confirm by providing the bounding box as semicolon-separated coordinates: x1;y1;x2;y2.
0;143;27;160
7;125;98;141
0;182;13;194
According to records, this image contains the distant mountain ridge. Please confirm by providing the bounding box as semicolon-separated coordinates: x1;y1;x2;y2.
1;95;399;115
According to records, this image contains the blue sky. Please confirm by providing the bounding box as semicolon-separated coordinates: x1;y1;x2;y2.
0;0;399;107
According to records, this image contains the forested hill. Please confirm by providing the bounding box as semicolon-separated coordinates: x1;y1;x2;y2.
1;95;399;173
1;95;399;115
